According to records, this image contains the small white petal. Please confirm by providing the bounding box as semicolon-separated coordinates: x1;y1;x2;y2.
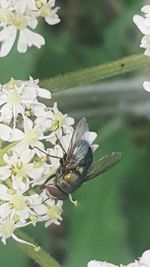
0;166;11;181
49;0;56;8
45;14;60;25
141;5;150;14
126;261;140;267
20;149;35;163
33;204;47;215
17;29;45;53
83;131;97;144
88;261;117;267
37;88;51;99
139;250;150;266
133;15;150;35
8;128;24;142
143;81;150;92
0;26;16;57
0;185;9;201
0;124;12;141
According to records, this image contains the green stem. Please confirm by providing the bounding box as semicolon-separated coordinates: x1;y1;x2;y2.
15;230;61;267
41;53;150;92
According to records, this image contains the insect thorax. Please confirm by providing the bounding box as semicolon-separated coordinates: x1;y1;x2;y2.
56;141;93;194
56;164;90;194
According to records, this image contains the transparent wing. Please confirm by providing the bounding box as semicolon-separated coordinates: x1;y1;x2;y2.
86;152;122;180
73;139;92;164
66;117;88;160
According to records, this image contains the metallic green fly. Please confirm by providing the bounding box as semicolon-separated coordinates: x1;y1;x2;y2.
44;118;122;203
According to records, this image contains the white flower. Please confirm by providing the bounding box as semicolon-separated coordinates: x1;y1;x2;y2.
0;14;45;57
0;217;39;250
133;15;150;35
40;189;63;227
87;250;150;267
12;117;52;153
35;102;74;145
139;250;150;267
143;81;150;92
10;0;37;13
0;123;23;141
0;77;51;126
0;0;60;56
0;148;48;191
0;75;99;248
126;262;140;267
133;5;150;56
37;0;60;25
0;184;37;223
139;35;150;56
88;261;117;267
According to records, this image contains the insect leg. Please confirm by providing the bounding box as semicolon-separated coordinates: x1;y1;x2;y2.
68;194;78;207
55;134;66;154
44;173;56;185
33;146;62;159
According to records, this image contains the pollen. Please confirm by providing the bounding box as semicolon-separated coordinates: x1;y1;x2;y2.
24;129;39;146
50;112;67;132
7;150;13;157
9;12;27;30
0;222;14;239
41;156;47;163
29;215;38;222
7;78;17;90
40;4;51;18
13;214;20;223
7;189;15;195
10;194;27;211
0;8;10;23
50;120;59;132
34;161;42;168
7;91;21;105
35;0;43;9
146;35;150;45
10;162;27;177
47;206;62;221
25;109;34;117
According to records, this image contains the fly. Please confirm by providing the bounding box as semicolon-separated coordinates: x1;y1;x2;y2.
40;118;122;204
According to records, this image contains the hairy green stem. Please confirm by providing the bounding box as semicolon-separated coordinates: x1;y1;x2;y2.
41;53;150;92
15;230;61;267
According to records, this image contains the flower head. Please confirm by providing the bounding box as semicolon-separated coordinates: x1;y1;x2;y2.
0;76;99;248
0;0;60;56
87;250;150;267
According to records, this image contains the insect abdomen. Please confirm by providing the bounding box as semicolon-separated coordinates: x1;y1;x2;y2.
57;170;83;194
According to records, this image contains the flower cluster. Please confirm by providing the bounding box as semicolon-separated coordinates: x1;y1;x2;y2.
88;249;150;267
0;77;72;247
133;5;150;93
133;5;150;56
0;77;98;248
0;0;60;57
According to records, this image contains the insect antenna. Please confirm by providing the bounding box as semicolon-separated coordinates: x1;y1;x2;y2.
33;146;62;159
55;134;67;154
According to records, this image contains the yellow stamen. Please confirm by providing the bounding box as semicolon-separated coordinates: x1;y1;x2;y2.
9;12;27;30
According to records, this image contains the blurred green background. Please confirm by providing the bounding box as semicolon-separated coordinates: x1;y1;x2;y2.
1;0;150;267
